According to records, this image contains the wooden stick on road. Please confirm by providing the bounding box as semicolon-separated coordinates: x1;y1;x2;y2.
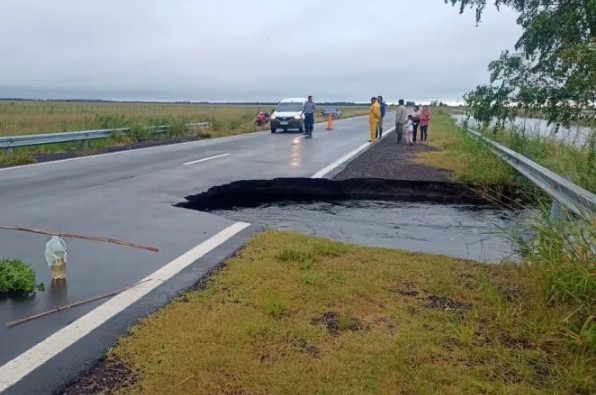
5;278;152;328
0;225;159;252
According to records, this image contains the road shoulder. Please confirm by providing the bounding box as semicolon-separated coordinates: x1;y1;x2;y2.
2;225;259;395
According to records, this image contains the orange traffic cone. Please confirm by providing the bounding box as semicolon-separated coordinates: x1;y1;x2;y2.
326;114;334;131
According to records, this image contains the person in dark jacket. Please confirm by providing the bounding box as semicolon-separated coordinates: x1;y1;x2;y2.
377;95;387;139
302;95;316;138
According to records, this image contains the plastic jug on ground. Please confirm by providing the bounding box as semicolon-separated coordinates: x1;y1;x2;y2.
45;236;68;280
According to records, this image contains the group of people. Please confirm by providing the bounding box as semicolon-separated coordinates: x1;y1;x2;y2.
301;95;431;144
369;98;431;145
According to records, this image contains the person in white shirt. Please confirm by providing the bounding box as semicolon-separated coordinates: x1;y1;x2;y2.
405;115;414;146
411;105;421;143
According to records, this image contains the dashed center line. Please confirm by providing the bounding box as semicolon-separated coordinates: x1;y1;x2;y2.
182;153;230;166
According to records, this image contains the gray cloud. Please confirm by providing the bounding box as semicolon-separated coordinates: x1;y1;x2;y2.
0;0;522;103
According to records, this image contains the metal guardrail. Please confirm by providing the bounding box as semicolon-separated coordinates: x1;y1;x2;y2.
0;122;209;154
460;121;595;217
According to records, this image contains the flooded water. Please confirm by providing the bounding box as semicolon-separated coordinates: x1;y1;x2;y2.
214;200;533;263
451;113;592;146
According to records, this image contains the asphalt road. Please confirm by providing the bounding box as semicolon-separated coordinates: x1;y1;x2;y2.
0;114;394;393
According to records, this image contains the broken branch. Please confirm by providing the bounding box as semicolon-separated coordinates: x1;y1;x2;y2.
0;225;159;252
5;278;152;328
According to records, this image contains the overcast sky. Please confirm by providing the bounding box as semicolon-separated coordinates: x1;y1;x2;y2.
0;0;521;103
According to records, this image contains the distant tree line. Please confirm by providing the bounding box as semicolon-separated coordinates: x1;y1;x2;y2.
429;101;448;107
0;98;374;106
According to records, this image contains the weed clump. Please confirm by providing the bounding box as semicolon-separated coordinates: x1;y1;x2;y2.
276;248;314;263
514;215;596;351
128;121;151;141
0;259;44;293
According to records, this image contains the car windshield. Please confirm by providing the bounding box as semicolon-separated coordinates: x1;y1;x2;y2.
276;102;304;112
324;107;337;111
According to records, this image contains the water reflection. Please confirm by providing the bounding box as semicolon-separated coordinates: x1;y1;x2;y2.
48;279;68;308
214;200;535;263
452;114;592;146
290;137;302;167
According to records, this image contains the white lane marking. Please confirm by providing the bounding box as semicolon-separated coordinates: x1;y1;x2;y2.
311;126;395;179
0;116;369;173
182;153;230;166
0;131;267;173
0;221;250;392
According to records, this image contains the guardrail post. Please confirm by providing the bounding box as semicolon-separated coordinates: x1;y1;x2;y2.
550;175;573;222
549;200;566;222
81;135;89;150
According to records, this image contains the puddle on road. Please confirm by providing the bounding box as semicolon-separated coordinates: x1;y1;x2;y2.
212;200;533;263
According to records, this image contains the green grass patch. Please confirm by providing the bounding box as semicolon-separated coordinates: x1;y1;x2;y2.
0;259;44;293
425;108;595;193
92;231;594;394
478;124;595;193
413;110;519;187
0;102;369;168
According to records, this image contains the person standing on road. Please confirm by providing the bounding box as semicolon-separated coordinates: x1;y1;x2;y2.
377;95;387;139
420;105;431;142
405;115;414;146
394;99;407;144
368;97;381;143
302;95;316;138
412;105;421;143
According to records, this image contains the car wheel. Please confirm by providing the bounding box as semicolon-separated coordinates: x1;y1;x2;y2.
298;123;304;133
271;127;276;133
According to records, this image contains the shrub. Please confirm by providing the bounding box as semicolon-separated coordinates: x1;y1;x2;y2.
0;259;44;293
129;121;151;141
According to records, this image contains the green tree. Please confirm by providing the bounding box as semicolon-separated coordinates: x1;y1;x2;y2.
445;0;595;132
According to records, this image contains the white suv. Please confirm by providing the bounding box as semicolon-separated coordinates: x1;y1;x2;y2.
270;98;307;133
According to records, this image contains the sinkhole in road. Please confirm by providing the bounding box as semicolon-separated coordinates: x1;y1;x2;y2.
176;178;533;263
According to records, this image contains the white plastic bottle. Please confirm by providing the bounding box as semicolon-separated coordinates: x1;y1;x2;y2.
45;236;68;280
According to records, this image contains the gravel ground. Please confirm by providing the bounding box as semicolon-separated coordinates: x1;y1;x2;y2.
334;131;452;182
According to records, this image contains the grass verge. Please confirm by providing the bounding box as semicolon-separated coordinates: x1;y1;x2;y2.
0;102;368;168
429;107;595;192
413;110;519;188
77;230;594;394
477;124;595;193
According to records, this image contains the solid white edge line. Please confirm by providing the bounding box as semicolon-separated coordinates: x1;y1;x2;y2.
0;221;250;392
182;153;230;166
311;126;395;179
0;131;267;173
0;116;368;174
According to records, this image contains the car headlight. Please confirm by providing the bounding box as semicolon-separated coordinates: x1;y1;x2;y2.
293;115;302;120
271;115;276;120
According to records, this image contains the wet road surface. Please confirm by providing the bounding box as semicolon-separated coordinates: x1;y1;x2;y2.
0;114;390;393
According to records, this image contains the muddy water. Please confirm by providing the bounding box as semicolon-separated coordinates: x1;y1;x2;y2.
214;200;533;263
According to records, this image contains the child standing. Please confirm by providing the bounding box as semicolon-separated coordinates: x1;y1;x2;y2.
405;115;414;145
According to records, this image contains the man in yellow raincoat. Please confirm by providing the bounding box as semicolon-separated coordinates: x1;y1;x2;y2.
368;96;381;143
